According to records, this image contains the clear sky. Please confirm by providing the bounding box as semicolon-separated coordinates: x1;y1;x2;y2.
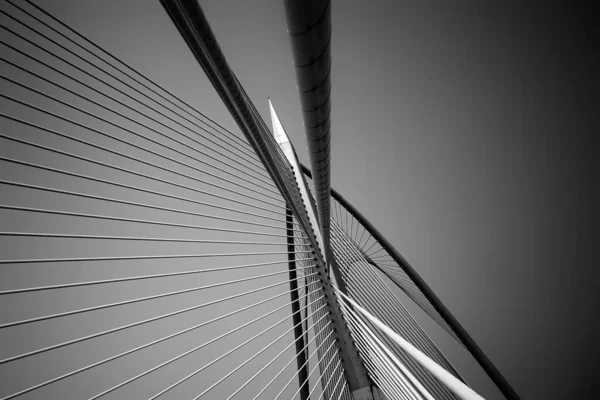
3;1;597;399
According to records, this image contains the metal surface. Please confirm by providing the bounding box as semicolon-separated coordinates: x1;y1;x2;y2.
284;0;333;260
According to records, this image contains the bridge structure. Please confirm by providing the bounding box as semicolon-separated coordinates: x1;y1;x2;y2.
0;1;520;399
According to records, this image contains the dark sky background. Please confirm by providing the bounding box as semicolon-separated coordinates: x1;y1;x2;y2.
5;1;598;399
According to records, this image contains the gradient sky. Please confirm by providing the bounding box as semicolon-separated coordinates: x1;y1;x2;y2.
3;1;598;399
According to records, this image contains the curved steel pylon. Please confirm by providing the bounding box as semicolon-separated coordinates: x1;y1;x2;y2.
0;1;519;399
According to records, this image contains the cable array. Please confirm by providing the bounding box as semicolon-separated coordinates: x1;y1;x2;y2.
0;1;334;398
296;171;464;399
0;0;497;399
286;220;352;400
338;297;428;400
329;222;462;399
306;170;464;344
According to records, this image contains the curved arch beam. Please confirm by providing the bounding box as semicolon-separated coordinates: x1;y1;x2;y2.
301;164;520;400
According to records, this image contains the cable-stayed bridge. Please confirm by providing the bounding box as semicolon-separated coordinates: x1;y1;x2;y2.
0;1;520;399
